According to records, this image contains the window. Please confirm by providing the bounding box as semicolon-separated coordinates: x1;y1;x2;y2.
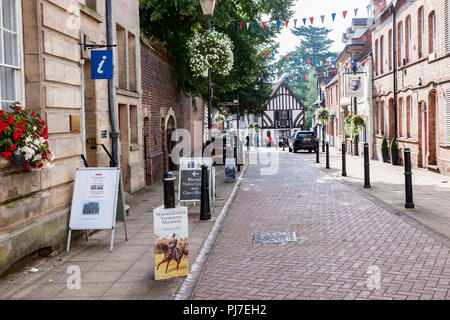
405;15;411;63
446;1;450;54
429;11;436;54
375;39;378;75
79;0;96;11
399;98;405;137
446;89;450;145
0;0;23;110
406;96;412;138
128;32;137;92
398;21;404;66
380;35;384;74
388;29;393;70
418;6;424;57
375;102;379;134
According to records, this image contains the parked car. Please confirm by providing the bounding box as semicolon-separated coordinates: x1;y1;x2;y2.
289;131;318;153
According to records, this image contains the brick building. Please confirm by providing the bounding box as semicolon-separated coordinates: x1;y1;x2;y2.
140;37;204;185
371;0;450;174
0;0;144;276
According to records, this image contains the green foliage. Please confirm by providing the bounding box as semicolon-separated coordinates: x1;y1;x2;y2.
390;137;398;150
381;136;388;149
248;123;259;134
140;0;295;113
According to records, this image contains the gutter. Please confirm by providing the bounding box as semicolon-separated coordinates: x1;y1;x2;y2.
391;6;398;139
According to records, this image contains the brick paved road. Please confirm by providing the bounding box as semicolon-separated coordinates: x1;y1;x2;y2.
193;150;450;300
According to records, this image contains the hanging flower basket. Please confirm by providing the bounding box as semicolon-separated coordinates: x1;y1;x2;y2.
214;113;226;125
0;103;55;170
344;113;365;142
316;107;330;124
187;29;234;78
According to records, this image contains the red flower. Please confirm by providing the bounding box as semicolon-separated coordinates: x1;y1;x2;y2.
9;145;16;152
13;130;22;141
1;152;12;159
7;115;14;124
23;164;30;170
0;110;4;117
0;120;6;132
42;153;47;159
38;163;43;168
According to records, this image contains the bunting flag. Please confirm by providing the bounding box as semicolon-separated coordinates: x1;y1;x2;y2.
377;1;385;11
366;3;372;16
240;22;243;29
309;17;314;25
294;19;298;27
287;56;290;61
285;20;289;27
232;22;236;29
276;21;281;28
254;22;258;30
331;13;336;21
246;22;250;30
343;11;348;19
264;51;268;56
302;18;307;25
320;15;325;24
354;8;359;16
262;22;265;29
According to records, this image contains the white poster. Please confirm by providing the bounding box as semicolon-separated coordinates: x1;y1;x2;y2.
344;74;365;97
69;168;120;230
153;206;189;280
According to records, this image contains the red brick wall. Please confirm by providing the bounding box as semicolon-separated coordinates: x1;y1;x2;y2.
141;39;204;184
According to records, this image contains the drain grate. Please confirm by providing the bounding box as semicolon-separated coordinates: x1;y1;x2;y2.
253;232;297;244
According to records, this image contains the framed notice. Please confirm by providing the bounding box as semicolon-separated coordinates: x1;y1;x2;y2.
225;158;236;182
154;206;189;280
67;167;128;252
178;158;212;203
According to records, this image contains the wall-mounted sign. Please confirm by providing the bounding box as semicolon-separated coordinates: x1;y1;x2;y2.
66;168;128;252
225;158;236;182
344;74;365;97
153;205;189;280
91;50;113;80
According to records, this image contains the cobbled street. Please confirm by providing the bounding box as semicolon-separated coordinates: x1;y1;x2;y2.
193;150;450;300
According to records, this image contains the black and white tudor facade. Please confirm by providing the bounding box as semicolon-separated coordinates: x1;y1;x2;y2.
261;81;306;142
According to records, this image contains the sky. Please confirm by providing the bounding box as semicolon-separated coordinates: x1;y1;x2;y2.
275;0;376;57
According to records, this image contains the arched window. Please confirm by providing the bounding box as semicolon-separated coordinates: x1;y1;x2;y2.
375;39;379;75
388;29;393;70
398;21;404;65
407;96;412;138
418;6;424;58
399;98;404;137
380;101;385;135
380;35;384;74
429;11;436;54
405;15;411;63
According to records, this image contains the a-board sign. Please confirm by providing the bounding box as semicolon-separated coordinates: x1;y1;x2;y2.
154;205;189;280
67;167;128;252
225;158;236;182
178;158;212;202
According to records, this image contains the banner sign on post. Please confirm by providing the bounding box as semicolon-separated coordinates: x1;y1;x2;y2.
344;74;365;97
153;205;189;280
178;158;212;202
66;168;128;252
91;50;113;80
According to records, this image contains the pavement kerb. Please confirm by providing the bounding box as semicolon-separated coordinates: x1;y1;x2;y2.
315;163;450;249
173;157;250;300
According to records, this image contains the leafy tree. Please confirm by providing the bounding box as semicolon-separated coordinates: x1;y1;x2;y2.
139;0;295;113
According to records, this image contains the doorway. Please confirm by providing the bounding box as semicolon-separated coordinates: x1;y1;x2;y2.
427;90;437;166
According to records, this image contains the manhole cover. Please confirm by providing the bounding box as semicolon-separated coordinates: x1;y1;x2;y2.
253;232;297;244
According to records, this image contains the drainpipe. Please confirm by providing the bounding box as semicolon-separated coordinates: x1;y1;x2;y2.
79;59;88;166
391;6;399;139
106;0;119;167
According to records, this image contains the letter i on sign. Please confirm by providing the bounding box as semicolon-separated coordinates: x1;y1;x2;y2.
91;50;113;80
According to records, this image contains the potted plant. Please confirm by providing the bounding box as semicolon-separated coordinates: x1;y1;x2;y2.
344;113;365;155
381;136;389;162
390;137;399;165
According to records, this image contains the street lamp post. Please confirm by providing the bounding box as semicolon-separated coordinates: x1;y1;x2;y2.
200;0;216;140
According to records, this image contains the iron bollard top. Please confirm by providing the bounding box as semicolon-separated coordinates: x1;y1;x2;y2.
364;142;369;147
404;148;411;153
163;172;176;181
201;164;208;169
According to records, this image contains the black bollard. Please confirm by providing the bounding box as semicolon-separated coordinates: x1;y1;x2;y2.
316;143;320;163
326;142;330;169
223;135;227;164
163;172;176;209
200;164;211;220
404;148;415;209
342;142;347;177
364;142;371;189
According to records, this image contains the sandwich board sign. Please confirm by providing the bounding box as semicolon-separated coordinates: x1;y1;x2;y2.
153;205;189;280
225;158;236;182
178;158;213;203
66;167;128;252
